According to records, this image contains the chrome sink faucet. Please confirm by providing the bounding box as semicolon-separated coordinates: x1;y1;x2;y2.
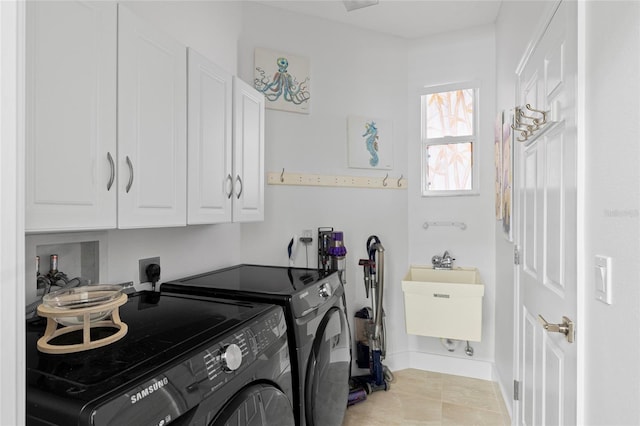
432;250;455;269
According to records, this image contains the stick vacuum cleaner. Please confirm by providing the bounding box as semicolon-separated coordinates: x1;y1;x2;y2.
348;235;394;405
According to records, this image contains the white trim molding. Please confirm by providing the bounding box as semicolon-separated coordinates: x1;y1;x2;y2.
385;350;494;381
1;0;26;424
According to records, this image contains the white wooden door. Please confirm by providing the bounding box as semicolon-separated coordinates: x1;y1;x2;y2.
187;48;233;224
232;77;264;223
515;1;577;425
117;5;187;228
25;1;117;232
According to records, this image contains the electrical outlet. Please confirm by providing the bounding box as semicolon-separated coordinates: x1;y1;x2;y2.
139;257;160;283
300;229;313;245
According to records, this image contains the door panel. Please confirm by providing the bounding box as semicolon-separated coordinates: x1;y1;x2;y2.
544;127;565;294
187;48;233;224
233;77;264;222
25;1;117;231
522;308;539;426
516;1;577;425
546;42;564;98
523;146;539;278
117;5;187;228
543;336;564;426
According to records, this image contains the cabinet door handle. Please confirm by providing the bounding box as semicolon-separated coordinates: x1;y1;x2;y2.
126;156;134;193
107;152;115;191
226;174;233;199
236;175;243;199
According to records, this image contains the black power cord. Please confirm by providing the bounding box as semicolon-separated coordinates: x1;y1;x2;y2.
146;263;161;291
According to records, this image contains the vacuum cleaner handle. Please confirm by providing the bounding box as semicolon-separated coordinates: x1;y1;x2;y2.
358;258;374;298
366;235;381;256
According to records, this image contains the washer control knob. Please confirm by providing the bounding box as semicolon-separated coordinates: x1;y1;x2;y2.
221;343;243;372
319;282;332;299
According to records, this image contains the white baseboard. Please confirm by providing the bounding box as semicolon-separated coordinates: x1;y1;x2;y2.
385;350;494;381
492;365;515;420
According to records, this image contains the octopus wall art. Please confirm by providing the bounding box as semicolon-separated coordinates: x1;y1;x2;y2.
254;48;310;113
347;115;393;170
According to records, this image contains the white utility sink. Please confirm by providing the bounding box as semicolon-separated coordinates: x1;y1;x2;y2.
401;265;484;342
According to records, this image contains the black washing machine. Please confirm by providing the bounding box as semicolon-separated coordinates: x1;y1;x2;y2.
26;291;295;426
162;265;350;426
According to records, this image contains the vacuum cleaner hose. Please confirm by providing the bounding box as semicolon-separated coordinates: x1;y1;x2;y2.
374;242;385;343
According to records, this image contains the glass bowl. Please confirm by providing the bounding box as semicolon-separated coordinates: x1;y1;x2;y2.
42;285;123;326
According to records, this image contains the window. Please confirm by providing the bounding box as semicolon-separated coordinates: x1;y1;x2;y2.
421;84;479;196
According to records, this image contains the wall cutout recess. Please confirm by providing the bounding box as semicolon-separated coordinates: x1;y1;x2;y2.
35;241;100;295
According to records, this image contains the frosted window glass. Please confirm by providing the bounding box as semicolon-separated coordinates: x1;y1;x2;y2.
426;142;473;191
425;89;474;138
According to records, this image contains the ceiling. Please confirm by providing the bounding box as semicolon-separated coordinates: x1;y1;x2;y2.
255;0;503;39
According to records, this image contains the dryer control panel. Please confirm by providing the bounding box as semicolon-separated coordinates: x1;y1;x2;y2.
291;272;343;318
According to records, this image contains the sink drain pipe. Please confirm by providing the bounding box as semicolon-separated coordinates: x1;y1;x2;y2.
440;338;475;356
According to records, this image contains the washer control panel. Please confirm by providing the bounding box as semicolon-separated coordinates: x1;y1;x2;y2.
201;307;285;386
92;306;287;426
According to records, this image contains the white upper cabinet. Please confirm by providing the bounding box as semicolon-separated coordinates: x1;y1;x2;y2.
187;51;265;224
26;4;262;232
233;78;265;223
25;1;118;232
187;48;233;224
117;5;187;228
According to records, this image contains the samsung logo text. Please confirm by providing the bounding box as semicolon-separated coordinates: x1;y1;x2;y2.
130;377;169;404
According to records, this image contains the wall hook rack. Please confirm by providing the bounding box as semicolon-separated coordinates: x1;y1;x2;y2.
267;170;407;190
422;221;467;231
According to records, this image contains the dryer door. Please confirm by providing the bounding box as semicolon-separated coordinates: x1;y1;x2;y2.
210;383;294;426
305;306;350;426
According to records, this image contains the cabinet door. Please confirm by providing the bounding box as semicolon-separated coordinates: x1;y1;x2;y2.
187;49;233;224
25;1;117;232
117;5;187;228
232;78;265;222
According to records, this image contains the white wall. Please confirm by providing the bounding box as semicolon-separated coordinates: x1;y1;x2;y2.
25;1;246;301
584;2;640;424
494;0;547;406
238;3;499;379
122;0;242;73
237;2;410;371
406;25;497;373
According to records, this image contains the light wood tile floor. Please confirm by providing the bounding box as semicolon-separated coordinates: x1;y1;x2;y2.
342;369;511;426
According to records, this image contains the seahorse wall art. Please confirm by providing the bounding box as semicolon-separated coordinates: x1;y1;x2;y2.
347;116;393;170
362;121;379;167
254;48;310;114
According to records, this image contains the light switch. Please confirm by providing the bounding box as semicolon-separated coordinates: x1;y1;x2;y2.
594;255;612;305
